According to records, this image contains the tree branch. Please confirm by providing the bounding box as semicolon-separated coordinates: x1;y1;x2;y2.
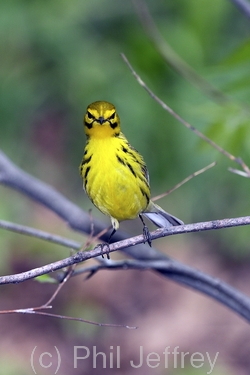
0;219;80;250
1;215;250;284
132;0;230;104
229;0;250;18
72;258;250;323
121;53;250;176
1;149;250;323
0;150;106;237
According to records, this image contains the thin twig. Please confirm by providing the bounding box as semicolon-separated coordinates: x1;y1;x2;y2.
228;167;250;178
41;265;75;307
121;53;250;177
152;162;216;202
13;310;136;329
132;0;230;104
229;0;250;17
0;264;136;328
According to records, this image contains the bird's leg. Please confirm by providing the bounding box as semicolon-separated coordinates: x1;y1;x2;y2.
102;228;116;260
98;226;116;259
99;243;110;259
139;214;152;246
108;228;116;243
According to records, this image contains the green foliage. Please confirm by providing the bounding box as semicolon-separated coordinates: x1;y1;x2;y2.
35;274;57;283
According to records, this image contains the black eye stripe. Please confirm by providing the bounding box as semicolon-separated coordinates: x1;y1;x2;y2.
87;111;95;119
109;112;116;120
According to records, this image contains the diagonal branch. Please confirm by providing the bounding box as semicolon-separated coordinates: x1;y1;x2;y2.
0;219;80;250
121;53;250;177
1;149;250;323
72;258;250;323
229;0;250;18
132;0;230;104
0;149;109;239
0;267;136;328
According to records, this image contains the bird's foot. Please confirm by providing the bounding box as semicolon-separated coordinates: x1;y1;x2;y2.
139;214;152;247
139;214;152;246
142;225;152;247
98;243;110;259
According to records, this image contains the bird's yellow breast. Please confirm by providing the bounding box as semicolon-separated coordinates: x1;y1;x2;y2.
81;135;150;222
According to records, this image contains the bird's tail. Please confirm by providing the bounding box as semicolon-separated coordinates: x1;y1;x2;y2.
142;201;183;228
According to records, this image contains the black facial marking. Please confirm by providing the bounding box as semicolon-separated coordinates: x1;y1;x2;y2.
110;122;118;129
109;112;116;120
87;111;95;120
85;121;93;129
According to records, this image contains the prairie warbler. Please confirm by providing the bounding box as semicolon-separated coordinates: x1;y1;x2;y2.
80;101;183;244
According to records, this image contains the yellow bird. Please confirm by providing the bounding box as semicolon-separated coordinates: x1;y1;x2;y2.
80;101;183;244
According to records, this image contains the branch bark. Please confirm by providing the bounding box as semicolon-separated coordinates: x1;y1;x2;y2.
229;0;250;18
1;149;250;323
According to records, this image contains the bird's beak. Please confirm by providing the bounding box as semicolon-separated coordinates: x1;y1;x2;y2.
98;116;105;124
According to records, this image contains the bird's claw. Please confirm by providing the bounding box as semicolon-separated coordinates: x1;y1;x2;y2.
99;243;110;259
143;225;152;247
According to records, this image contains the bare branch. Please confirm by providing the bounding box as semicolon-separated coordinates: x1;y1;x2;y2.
0;150;107;238
0;267;136;328
229;0;250;17
1;149;250;323
121;53;250;177
71;258;250;323
0;219;80;250
228;167;250;178
152;162;216;202
132;0;230;104
1;215;250;285
14;310;136;328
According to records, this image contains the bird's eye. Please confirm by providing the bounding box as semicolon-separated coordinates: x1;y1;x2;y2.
109;112;116;121
87;111;95;120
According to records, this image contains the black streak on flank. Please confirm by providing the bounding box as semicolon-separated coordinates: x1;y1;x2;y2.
82;155;92;165
116;155;126;166
141;165;149;183
127;163;136;177
122;145;128;153
140;187;150;205
84;166;91;180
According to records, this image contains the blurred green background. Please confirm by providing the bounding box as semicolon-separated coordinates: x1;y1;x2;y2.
0;0;250;374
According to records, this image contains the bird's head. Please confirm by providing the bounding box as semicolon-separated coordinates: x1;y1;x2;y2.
84;101;121;138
